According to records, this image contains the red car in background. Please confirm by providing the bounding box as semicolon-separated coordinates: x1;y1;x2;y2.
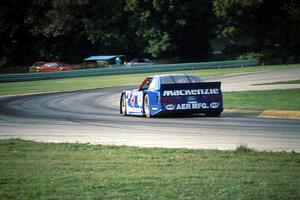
29;62;73;72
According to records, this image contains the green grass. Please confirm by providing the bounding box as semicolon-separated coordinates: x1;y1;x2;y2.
0;139;299;200
223;89;300;111
0;64;298;96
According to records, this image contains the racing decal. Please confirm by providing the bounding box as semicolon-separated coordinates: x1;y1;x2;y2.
210;102;219;108
125;91;131;98
127;106;143;113
186;96;197;101
130;91;138;106
187;101;198;104
163;88;220;96
137;92;143;107
186;96;198;104
130;94;135;106
176;103;208;110
165;104;175;110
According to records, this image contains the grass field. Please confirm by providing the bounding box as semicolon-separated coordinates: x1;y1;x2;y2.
224;89;300;111
0;139;299;200
0;64;298;96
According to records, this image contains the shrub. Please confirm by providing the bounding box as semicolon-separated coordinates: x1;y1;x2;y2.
235;144;255;153
239;52;265;62
0;56;8;68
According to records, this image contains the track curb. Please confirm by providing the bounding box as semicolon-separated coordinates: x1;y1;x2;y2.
260;110;300;120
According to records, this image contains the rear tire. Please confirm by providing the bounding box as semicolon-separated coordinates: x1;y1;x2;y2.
205;111;221;117
120;94;127;116
143;95;151;118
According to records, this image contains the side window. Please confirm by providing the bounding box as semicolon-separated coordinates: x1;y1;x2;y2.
48;63;59;67
188;75;204;83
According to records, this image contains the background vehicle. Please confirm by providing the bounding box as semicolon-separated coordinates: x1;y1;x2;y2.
120;74;223;118
29;62;46;72
126;58;155;66
29;62;73;72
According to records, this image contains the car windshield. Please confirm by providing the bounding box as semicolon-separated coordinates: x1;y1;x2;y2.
160;75;204;84
32;62;45;67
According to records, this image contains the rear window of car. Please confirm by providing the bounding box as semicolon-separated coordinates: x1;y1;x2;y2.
160;75;203;84
188;75;204;83
160;76;175;84
173;75;190;83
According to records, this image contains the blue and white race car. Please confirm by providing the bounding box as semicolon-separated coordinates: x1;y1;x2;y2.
120;74;223;118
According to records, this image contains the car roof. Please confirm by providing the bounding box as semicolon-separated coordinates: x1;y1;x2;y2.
151;74;201;78
145;74;205;83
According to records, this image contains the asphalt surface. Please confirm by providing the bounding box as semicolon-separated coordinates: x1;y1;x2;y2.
0;68;300;151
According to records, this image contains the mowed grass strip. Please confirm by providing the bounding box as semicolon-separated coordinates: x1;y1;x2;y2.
0;139;299;200
223;89;300;111
0;64;298;96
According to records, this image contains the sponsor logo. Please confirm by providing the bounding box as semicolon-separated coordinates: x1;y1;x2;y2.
187;101;197;104
176;103;208;110
210;102;219;108
137;92;143;107
125;91;131;97
130;94;135;106
163;88;220;96
186;96;197;101
127;107;143;113
165;104;175;110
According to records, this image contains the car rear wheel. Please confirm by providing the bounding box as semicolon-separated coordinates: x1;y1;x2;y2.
143;95;151;118
120;94;127;116
205;111;221;117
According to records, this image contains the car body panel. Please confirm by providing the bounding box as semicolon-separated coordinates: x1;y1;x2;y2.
30;62;73;72
127;58;155;66
120;74;223;117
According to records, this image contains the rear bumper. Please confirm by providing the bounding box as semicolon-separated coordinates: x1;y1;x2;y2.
152;107;223;117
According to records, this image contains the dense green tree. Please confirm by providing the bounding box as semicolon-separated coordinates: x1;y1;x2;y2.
25;0;90;63
288;0;300;57
0;0;34;66
213;0;300;61
84;0;133;56
1;0;299;70
125;0;213;59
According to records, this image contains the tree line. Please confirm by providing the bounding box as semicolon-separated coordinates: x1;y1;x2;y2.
0;0;299;69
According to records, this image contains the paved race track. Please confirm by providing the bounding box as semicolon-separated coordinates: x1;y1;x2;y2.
1;68;300;151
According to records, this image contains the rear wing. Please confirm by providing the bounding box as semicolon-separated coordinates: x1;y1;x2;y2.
160;82;222;97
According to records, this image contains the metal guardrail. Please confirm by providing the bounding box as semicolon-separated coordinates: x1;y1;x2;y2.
0;60;259;83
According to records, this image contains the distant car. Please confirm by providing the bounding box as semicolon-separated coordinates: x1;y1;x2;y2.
29;62;46;72
30;62;73;72
127;58;155;66
120;74;223;118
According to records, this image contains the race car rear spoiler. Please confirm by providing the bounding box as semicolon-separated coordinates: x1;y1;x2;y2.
160;82;222;97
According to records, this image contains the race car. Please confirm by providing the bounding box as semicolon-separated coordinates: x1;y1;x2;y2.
120;74;223;118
